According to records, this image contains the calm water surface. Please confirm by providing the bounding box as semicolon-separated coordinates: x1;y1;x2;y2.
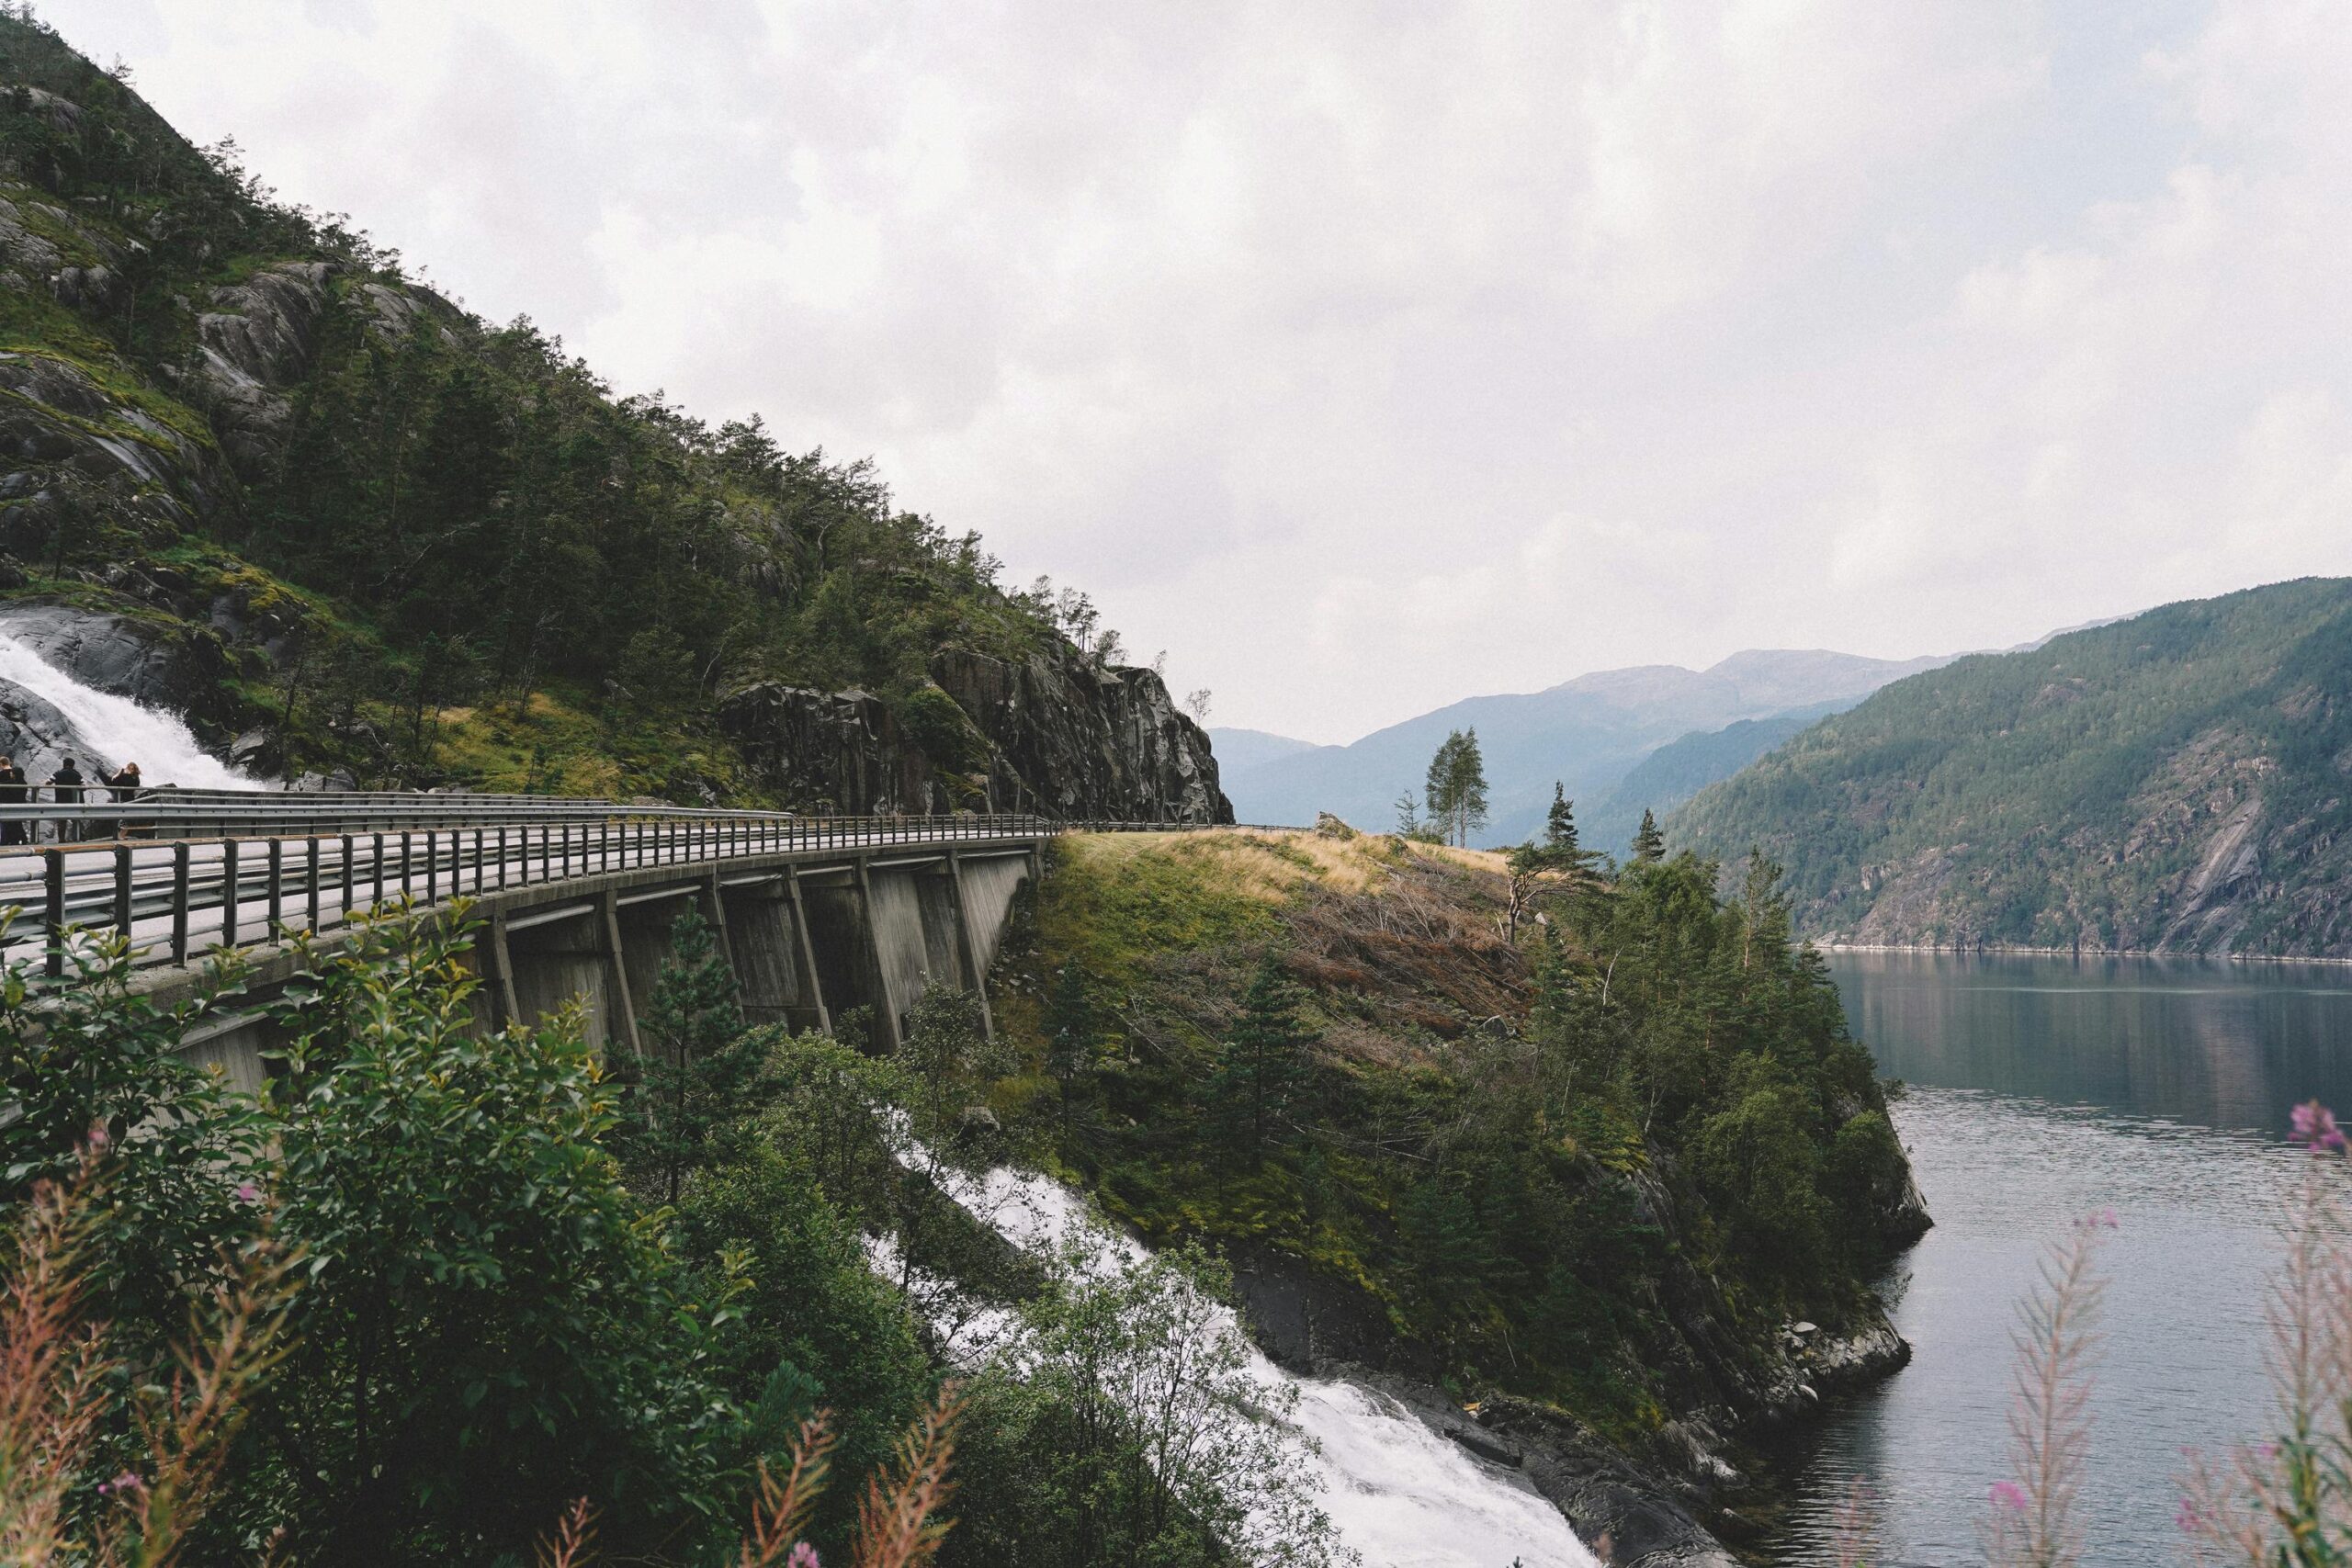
1762;952;2352;1566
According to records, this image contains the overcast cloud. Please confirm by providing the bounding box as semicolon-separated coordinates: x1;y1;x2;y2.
41;0;2352;740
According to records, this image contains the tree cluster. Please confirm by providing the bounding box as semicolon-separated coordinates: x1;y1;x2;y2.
1420;728;1489;848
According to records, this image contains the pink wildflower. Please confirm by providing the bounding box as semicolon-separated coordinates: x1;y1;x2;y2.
85;1125;108;1150
2093;1207;2119;1229
233;1182;261;1204
1989;1480;2028;1512
2292;1100;2346;1153
96;1471;144;1496
2177;1496;2201;1532
787;1546;820;1568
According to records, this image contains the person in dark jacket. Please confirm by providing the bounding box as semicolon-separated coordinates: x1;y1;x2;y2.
48;757;84;843
104;761;141;838
0;755;25;847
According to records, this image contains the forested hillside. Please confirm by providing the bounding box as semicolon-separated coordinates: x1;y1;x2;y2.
1675;578;2352;955
1581;701;1844;859
0;14;1225;818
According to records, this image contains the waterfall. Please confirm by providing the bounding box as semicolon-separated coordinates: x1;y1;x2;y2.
909;1147;1602;1568
0;631;248;790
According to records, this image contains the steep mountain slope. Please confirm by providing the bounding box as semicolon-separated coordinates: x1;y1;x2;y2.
0;17;1226;819
1224;649;1948;842
1674;578;2352;955
1581;701;1846;857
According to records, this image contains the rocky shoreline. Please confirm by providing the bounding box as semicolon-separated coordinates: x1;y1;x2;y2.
1820;939;2352;966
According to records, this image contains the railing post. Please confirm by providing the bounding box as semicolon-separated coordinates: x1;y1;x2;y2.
113;842;131;939
171;841;189;964
341;833;355;924
220;837;240;947
266;838;283;936
307;837;322;933
425;828;438;906
399;831;413;899
498;825;508;889
41;846;62;980
372;832;385;910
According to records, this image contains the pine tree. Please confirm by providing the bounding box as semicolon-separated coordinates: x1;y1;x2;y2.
1395;789;1423;838
1633;808;1666;863
1208;956;1317;1170
1544;783;1578;856
614;907;762;1206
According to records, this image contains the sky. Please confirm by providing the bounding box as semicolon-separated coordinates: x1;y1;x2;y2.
40;0;2352;743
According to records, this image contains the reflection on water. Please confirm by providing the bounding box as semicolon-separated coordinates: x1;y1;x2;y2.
1762;952;2352;1567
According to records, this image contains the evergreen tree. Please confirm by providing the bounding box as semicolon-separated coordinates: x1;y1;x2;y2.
614;908;762;1206
1395;789;1422;839
1632;808;1666;863
1544;783;1578;856
1207;956;1317;1170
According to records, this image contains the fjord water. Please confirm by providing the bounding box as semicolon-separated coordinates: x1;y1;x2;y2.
1765;952;2352;1565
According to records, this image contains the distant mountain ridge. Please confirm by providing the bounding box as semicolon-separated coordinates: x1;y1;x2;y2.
1672;578;2352;957
1218;648;1951;845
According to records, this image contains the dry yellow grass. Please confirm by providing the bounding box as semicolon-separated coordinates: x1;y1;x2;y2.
1062;827;1408;902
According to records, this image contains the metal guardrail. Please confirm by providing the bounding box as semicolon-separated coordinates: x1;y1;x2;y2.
0;789;1274;983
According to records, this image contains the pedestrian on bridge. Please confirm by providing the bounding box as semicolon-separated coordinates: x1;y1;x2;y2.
0;755;25;846
105;761;141;838
48;756;84;842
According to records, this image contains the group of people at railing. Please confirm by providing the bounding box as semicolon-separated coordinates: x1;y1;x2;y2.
0;752;147;844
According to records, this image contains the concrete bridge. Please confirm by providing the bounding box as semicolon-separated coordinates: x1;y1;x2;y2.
1;793;1083;1090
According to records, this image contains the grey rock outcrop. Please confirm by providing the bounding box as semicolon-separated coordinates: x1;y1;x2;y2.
0;351;226;558
717;685;947;816
195;261;335;474
722;649;1232;824
930;645;1230;822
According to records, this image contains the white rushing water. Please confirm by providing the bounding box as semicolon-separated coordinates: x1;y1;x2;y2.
0;632;249;789
915;1151;1600;1568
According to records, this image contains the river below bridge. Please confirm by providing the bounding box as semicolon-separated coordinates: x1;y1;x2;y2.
1757;951;2352;1565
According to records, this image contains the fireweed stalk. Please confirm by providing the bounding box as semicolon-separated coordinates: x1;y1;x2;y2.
2177;1100;2352;1565
1983;1211;2113;1568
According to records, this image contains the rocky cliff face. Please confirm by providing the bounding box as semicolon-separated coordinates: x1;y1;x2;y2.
719;643;1233;822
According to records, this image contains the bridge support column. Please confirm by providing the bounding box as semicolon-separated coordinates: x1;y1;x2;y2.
946;852;995;1040
786;866;831;1037
854;857;902;1052
598;889;642;1057
487;908;521;1031
700;870;741;998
